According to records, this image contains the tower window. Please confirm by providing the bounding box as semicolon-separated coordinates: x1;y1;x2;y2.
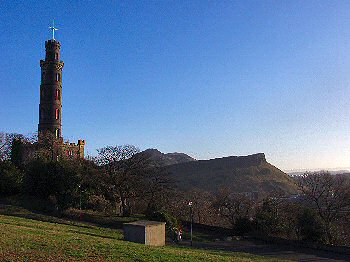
56;73;60;82
55;128;60;138
55;53;59;60
55;89;60;100
55;108;60;120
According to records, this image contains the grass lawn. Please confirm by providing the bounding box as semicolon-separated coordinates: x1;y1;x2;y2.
0;213;289;262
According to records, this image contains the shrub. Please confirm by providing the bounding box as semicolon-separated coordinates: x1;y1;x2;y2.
297;208;325;242
24;159;80;209
233;217;253;236
0;161;23;196
148;210;178;230
86;195;111;212
254;199;282;235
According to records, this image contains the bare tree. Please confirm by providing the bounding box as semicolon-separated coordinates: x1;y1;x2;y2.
213;188;254;229
140;165;174;214
298;171;350;244
184;189;218;225
95;145;140;216
95;145;139;166
0;132;25;161
34;131;63;161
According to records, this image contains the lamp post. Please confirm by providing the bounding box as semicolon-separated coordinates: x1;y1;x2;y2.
78;185;82;220
188;201;193;246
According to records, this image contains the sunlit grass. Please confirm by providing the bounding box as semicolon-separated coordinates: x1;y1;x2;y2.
0;214;290;261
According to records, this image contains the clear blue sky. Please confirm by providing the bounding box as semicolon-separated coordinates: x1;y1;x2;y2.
1;1;350;170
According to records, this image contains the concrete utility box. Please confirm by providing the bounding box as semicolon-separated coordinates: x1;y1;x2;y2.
123;220;166;246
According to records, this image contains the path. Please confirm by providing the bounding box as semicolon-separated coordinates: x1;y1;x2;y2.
172;238;350;262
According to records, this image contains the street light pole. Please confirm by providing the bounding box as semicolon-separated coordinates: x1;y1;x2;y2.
188;201;193;246
78;185;82;220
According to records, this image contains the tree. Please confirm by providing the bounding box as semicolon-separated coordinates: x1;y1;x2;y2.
0;132;24;161
0;161;23;196
180;189;217;225
137;164;174;215
254;198;282;235
95;145;140;166
35;131;64;161
298;171;350;244
95;145;175;216
24;159;89;210
95;145;140;216
276;201;304;240
297;207;324;242
69;158;105;211
213;188;254;234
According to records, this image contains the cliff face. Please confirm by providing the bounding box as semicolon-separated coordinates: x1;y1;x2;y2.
173;153;266;171
165;153;297;195
134;149;297;195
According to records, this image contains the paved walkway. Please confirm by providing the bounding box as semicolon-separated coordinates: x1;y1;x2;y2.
172;239;350;262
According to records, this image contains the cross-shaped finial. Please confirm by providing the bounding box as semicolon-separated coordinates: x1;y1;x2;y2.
49;20;59;40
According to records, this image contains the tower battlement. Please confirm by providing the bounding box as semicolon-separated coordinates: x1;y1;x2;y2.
45;39;61;47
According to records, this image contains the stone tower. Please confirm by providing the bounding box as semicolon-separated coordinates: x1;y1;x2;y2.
34;26;85;160
38;39;64;140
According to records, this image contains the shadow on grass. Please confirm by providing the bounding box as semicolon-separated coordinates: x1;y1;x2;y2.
0;196;142;231
67;229;120;240
0;203;71;225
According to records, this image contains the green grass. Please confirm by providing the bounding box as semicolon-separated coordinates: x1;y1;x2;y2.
0;213;289;261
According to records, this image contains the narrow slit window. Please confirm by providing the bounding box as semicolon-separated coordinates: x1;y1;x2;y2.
56;73;60;82
55;53;58;60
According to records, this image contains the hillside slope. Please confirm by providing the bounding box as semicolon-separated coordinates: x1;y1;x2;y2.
166;153;297;195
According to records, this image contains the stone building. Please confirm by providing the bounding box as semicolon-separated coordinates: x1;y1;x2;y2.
123;221;166;246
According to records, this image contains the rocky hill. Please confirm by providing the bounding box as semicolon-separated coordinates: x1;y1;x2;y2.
134;149;196;166
166;153;297;195
135;149;298;195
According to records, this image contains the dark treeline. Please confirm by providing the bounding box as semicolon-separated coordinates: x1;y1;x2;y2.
1;131;350;246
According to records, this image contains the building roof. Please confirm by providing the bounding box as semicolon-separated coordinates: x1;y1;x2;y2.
124;220;166;227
